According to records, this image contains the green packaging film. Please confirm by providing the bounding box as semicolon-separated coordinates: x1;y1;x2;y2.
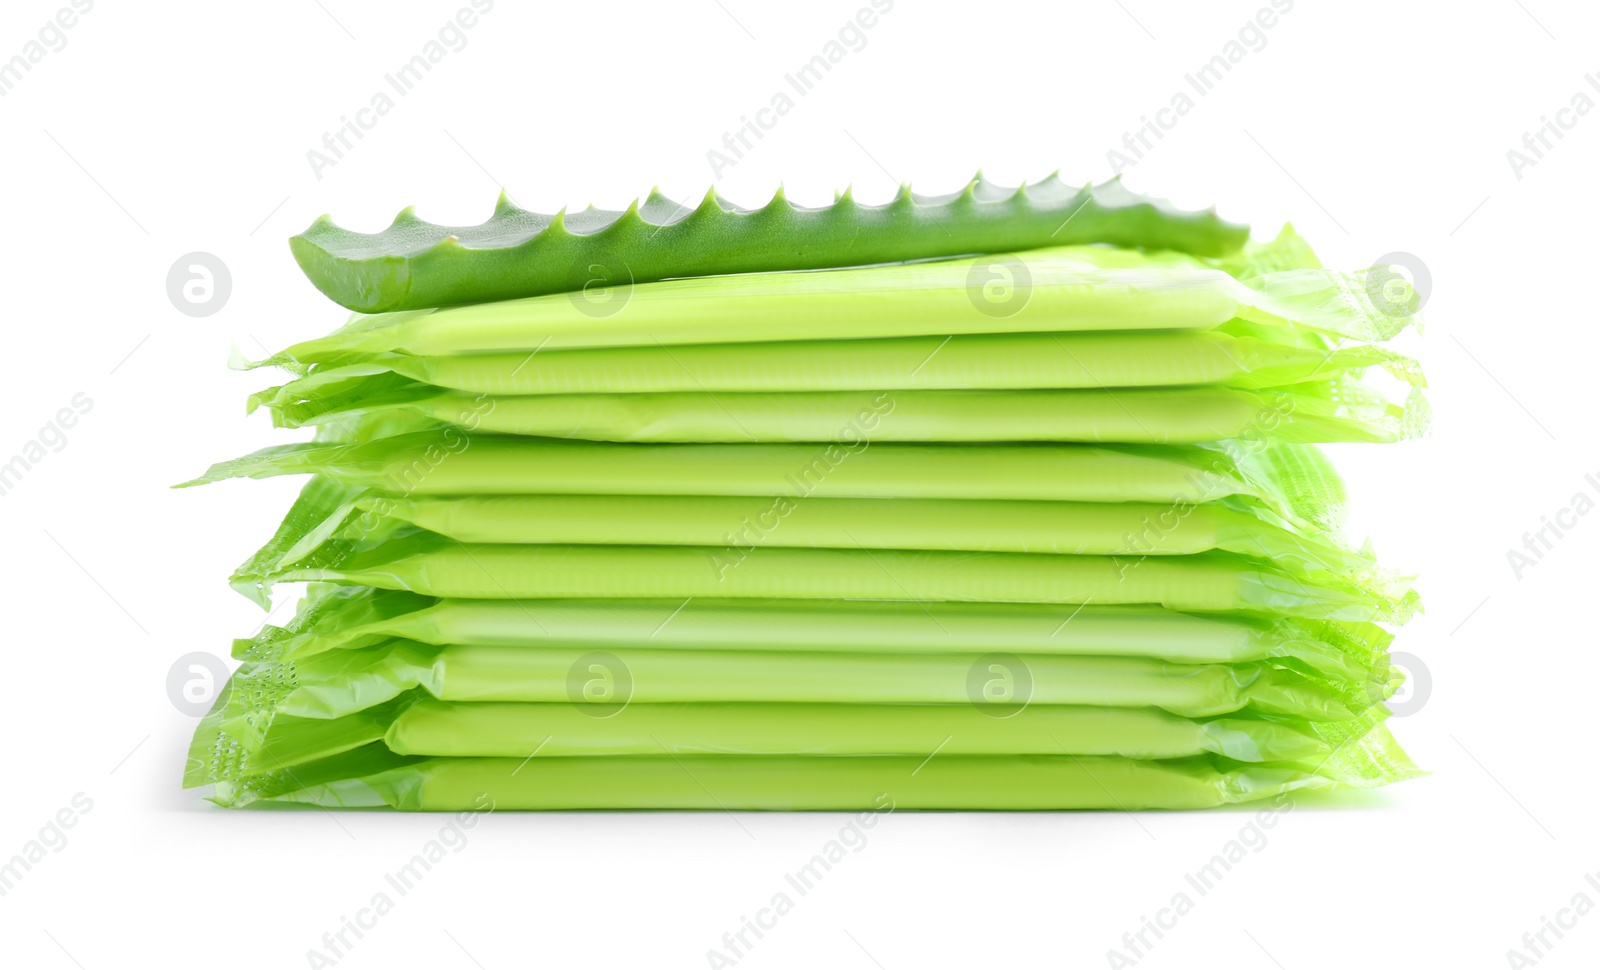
236;479;1374;591
182;434;1352;535
244;536;1415;621
240;587;1392;684
251;244;1416;374
249;330;1422;404
192;697;1398;789
262;380;1427;446
215;639;1390;720
183;180;1424;810
382;700;1380;763
203;746;1418;811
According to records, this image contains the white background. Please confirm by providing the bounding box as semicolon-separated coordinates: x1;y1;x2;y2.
0;1;1592;967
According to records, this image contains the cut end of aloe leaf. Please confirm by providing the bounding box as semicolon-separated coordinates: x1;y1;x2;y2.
289;173;1251;313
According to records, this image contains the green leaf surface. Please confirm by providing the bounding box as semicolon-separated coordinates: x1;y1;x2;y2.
289;174;1249;312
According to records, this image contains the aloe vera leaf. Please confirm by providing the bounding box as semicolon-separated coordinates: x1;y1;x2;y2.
289;175;1250;313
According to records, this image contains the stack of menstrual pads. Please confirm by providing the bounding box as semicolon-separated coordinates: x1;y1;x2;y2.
183;177;1426;810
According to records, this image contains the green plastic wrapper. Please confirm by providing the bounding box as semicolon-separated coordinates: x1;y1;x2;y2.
248;330;1423;404
259;379;1428;446
180;434;1353;534
182;208;1426;811
212;636;1393;719
189;695;1394;782
248;245;1416;373
188;635;1414;808
383;700;1380;762
243;535;1416;621
234;477;1375;598
240;587;1393;685
199;743;1420;810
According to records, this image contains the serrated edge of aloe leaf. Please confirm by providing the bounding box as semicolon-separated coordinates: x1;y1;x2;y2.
289;173;1250;313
